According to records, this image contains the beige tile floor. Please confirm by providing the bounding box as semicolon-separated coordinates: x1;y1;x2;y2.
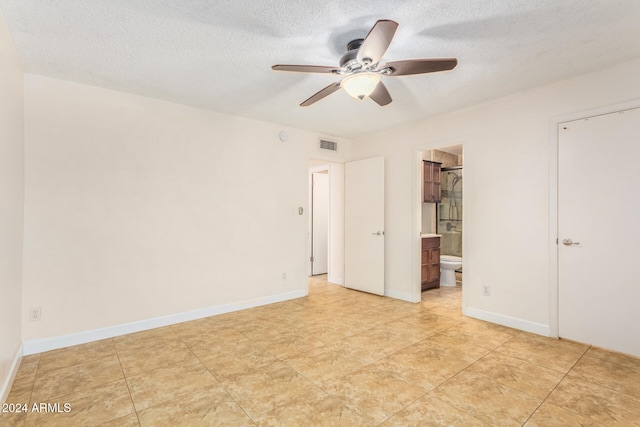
3;275;640;426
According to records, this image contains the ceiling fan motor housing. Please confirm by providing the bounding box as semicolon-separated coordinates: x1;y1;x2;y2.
340;39;365;71
346;39;363;51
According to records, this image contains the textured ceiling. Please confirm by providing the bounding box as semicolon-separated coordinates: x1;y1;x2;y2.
1;0;640;138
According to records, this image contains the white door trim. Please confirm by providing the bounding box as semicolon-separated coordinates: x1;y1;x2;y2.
548;98;640;339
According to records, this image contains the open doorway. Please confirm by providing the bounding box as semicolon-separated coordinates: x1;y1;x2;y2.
308;161;345;285
416;144;463;301
310;170;328;275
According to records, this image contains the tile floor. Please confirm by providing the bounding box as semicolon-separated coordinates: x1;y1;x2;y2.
3;276;640;426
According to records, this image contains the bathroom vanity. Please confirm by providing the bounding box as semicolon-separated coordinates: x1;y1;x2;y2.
421;234;441;291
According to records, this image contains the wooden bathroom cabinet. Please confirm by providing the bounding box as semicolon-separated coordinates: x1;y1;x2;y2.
423;160;442;203
421;236;441;291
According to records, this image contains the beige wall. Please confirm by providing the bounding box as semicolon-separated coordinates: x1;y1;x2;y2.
352;58;640;332
9;26;640;365
22;75;350;344
0;8;24;402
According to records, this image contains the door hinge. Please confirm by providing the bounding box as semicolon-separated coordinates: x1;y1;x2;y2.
310;256;314;262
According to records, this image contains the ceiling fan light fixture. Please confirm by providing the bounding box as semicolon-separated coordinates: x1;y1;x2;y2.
341;73;380;100
271;19;457;107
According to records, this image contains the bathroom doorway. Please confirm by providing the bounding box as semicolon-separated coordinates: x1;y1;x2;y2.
417;144;463;299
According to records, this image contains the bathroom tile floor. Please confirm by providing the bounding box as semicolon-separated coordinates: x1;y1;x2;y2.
3;276;640;426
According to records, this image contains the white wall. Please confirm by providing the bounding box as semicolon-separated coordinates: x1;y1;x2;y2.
0;8;24;402
22;74;350;345
352;58;640;333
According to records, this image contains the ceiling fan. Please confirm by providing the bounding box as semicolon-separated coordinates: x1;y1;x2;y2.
272;19;457;107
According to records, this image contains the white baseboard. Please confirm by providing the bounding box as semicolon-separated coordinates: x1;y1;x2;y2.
1;345;23;405
23;289;307;356
465;307;550;336
327;276;344;285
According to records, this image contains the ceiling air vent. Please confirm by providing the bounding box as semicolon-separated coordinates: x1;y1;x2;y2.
319;139;338;152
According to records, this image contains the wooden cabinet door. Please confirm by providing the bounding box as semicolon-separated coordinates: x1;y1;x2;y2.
421;237;441;290
423;161;433;202
427;248;440;282
431;162;442;203
423;161;442;203
421;264;430;283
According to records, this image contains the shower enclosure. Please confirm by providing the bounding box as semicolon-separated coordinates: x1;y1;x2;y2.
437;166;462;257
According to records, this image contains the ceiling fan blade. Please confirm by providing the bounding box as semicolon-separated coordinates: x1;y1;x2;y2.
272;64;341;74
357;20;398;65
382;58;458;76
369;81;392;106
300;81;342;107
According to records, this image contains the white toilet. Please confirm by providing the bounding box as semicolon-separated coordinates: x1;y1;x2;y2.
440;255;462;287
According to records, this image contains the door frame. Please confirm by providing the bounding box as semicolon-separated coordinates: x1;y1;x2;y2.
307;162;346;284
548;98;640;339
308;164;330;278
411;140;466;305
310;171;329;275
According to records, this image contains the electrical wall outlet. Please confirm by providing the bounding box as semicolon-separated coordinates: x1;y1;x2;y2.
482;285;491;296
30;307;42;321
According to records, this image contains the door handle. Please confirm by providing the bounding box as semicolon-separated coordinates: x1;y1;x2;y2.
562;238;580;246
371;231;384;236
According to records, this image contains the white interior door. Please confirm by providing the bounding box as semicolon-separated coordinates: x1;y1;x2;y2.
558;107;640;357
345;157;384;295
311;172;329;275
